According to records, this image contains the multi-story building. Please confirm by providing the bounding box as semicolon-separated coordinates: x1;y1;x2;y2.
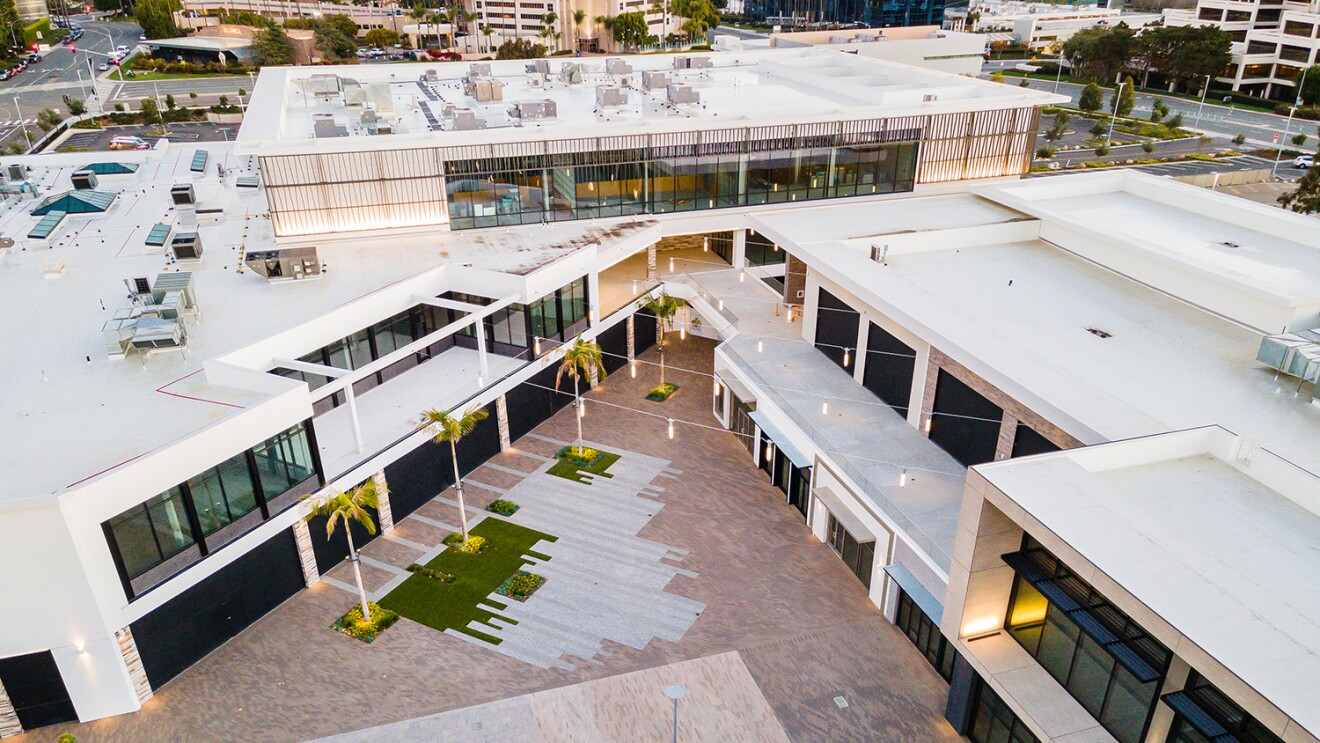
1166;0;1320;101
765;25;989;76
5;43;1320;743
946;2;1163;53
0;48;1061;737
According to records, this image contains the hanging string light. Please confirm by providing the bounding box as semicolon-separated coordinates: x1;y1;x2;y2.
533;336;541;355
667;418;675;439
631;360;638;378
703;236;709;252
900;468;908;487
578;399;586;418
821;400;828;415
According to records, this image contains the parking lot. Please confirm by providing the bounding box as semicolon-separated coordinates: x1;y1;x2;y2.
53;122;241;152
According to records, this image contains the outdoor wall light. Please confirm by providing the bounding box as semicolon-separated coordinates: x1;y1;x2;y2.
923;416;933;433
718;299;724;311
821;400;828;415
703;236;709;252
765;442;774;460
669;256;675;272
578;400;586;419
533;337;541;355
739;272;745;283
757;340;764;353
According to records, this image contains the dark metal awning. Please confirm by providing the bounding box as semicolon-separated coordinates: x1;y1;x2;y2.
885;563;942;625
749;410;811;468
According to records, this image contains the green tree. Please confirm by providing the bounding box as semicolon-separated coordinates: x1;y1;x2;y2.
990;72;1005;84
1150;97;1168;123
572;8;586;50
135;0;182;39
1162;26;1231;93
164;93;176;110
322;13;360;39
1062;24;1133;82
418;404;490;542
495;37;547;58
139;97;161;123
555;335;606;454
315;25;357;61
1044;111;1070;142
66;98;86;116
1166;112;1183;130
639;292;694;389
1279;144;1320;214
364;28;399;48
1298;65;1320;106
0;0;20;52
608;11;649;49
1112;75;1135;118
304;484;379;622
1293;133;1308;147
1078;81;1104;114
670;0;719;42
252;26;295;66
36;108;62;132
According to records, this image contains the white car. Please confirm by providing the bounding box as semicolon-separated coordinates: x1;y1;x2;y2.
97;62;108;71
116;44;129;54
1295;155;1314;169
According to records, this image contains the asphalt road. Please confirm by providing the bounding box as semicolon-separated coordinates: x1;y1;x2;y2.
0;17;143;146
984;63;1316;148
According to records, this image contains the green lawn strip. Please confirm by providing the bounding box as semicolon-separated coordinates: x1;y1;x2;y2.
378;518;557;644
547;451;622;484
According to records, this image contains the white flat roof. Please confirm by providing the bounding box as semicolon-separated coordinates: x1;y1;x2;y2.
750;173;1320;476
976;428;1320;738
237;48;1062;154
0;145;653;502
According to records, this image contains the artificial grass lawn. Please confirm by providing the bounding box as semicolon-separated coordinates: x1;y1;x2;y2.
378;518;556;644
548;450;622;484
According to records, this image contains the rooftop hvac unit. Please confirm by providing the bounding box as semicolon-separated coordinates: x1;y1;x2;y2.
512;99;557;119
667;83;700;104
170;184;195;206
169;232;202;261
245;246;322;282
828;34;852;43
452;110;486;130
672;56;712;70
528;59;550;75
605;58;632;75
923;94;938;102
468;62;492;78
596;84;628;107
150;271;198;314
641;70;669;90
857;33;882;41
424;68;439;82
102;308;188;358
6;164;26;182
464;78;504;102
71;170;98;190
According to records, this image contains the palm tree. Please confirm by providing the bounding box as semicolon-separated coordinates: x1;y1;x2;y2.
556;336;607;454
572;9;586;52
304;483;379;622
480;23;495;54
418;404;490;542
639;292;692;389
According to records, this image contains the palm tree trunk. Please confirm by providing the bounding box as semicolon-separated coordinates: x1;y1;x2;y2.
659;331;666;388
346;528;372;622
574;376;584;450
450;439;469;541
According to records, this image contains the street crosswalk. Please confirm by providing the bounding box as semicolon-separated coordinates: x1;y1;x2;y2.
0;119;37;127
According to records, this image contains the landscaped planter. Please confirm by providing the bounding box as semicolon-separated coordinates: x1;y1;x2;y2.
332;602;399;643
495;570;546;602
486;499;520;516
550;446;621;484
646;382;679;402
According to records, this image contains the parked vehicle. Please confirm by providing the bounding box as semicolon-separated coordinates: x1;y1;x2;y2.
109;136;149;151
138;34;146;41
1295;155;1314;169
97;62;108;71
26;53;38;63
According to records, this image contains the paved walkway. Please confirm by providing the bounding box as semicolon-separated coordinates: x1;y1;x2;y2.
21;337;960;743
317;651;789;743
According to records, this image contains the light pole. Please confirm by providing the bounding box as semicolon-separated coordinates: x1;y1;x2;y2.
1193;73;1211;132
1105;79;1126;147
665;684;685;743
1053;55;1066;93
1273;66;1308;178
13;95;30;151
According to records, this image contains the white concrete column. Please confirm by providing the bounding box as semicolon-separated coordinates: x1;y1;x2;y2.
372;470;393;533
851;315;868;384
53;637;141;723
733;228;748;269
344;384;364;453
587;271;601;327
114;628;153;705
474;320;489;377
292;518;320;586
0;679;20;738
496;394;512;450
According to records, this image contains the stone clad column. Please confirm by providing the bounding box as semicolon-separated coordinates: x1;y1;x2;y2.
646;243;657;280
292;519;320;587
496;395;512;451
626;314;636;362
0;679;20;738
372;470;393;533
115;628;153;704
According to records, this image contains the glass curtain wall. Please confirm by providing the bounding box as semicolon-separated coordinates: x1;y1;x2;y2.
445;277;589;356
446;141;920;230
970;682;1042;743
827;513;875;589
1004;537;1171;743
104;422;320;599
896;590;956;681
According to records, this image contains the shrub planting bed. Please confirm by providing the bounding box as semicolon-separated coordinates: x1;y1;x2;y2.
332;602;399;643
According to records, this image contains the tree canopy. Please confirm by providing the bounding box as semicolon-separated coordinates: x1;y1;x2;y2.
1061;24;1232;93
1297;65;1320;106
495;38;547;59
1078;81;1104;113
1279;140;1320;214
610;11;650;49
135;0;182;39
251;26;294;66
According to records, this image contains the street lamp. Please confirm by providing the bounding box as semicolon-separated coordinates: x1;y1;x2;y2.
13;95;30;151
1193;73;1211;132
1273;65;1309;178
665;684;686;743
1104;79;1127;147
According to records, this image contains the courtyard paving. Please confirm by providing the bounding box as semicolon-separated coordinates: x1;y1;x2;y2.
24;337;961;743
